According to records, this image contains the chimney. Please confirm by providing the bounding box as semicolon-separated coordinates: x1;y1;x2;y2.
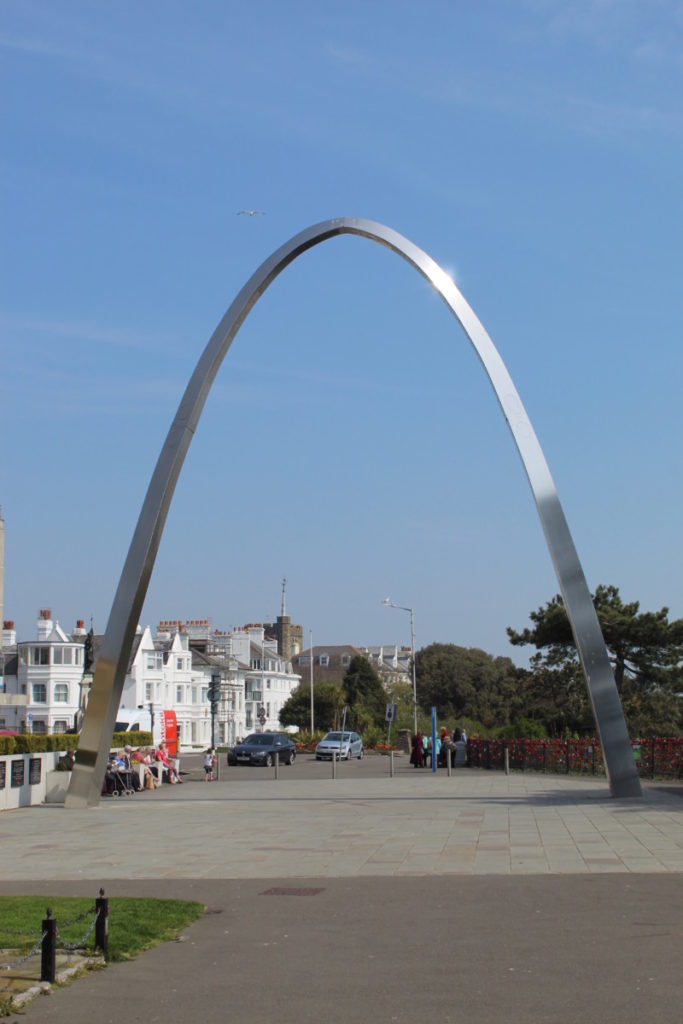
72;619;87;638
2;619;16;648
37;608;53;641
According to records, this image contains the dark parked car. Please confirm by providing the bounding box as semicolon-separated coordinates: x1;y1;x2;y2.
227;733;296;767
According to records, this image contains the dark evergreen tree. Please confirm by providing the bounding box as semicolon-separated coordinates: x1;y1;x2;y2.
508;585;683;736
342;656;387;730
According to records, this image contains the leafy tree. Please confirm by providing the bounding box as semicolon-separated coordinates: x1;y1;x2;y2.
508;585;683;736
279;681;344;732
280;657;391;734
415;643;523;728
383;679;415;732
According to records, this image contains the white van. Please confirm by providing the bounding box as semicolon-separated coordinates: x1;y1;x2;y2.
114;708;179;758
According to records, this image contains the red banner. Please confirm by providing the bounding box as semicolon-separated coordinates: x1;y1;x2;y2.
160;710;178;758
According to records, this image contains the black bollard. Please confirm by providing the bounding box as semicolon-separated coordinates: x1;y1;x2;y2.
95;887;109;959
41;907;57;983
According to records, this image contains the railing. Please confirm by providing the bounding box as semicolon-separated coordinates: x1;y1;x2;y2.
466;737;683;780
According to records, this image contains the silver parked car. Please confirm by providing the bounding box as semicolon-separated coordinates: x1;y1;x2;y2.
315;730;364;761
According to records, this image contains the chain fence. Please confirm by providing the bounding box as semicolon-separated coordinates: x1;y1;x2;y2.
0;932;48;973
56;908;101;952
0;888;108;983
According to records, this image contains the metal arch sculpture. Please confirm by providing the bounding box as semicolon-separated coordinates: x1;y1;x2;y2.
66;217;642;806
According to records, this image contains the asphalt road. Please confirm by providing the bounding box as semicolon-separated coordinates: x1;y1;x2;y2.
6;874;682;1024
186;747;447;783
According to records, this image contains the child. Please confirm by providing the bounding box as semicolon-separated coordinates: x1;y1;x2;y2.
203;748;215;782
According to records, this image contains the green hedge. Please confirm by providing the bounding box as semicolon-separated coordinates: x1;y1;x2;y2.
0;731;154;755
111;730;153;748
0;736;16;755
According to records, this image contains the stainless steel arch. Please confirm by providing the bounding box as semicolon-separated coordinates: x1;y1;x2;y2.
66;217;642;806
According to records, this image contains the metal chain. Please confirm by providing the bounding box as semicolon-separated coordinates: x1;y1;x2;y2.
0;931;48;972
59;906;96;929
55;908;101;952
0;905;93;943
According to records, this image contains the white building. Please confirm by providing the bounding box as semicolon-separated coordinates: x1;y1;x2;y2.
0;610;85;735
1;610;301;749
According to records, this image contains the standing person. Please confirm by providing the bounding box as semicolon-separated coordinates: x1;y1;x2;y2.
439;727;452;767
204;748;215;782
122;745;141;791
410;732;424;768
434;733;442;767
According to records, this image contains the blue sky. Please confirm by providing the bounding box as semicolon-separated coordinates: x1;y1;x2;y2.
1;0;681;662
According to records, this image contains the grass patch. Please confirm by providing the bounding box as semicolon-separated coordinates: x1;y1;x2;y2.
0;896;205;962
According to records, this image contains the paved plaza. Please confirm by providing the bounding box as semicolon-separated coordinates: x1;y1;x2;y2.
1;759;681;1022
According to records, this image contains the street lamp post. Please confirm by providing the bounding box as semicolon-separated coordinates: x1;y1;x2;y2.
382;598;417;735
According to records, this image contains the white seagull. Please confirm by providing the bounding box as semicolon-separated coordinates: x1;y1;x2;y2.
237;209;265;217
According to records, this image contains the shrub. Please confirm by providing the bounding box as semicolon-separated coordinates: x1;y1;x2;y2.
293;730;324;751
360;725;386;749
0;730;153;756
13;735;47;754
111;731;152;748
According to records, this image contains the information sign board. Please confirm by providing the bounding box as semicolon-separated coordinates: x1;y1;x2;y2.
11;759;25;788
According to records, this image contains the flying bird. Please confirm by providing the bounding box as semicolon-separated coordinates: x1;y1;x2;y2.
237;209;265;217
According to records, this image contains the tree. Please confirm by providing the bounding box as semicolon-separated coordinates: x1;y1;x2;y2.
516;656;593;737
280;657;390;734
508;585;683;736
342;656;387;730
279;681;344;732
414;643;523;727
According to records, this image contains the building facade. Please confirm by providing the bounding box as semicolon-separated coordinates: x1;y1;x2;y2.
1;611;301;749
0;611;85;734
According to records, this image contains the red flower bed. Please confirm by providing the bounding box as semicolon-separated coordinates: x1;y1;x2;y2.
466;736;682;779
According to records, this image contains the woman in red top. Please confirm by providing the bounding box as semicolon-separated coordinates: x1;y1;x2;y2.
156;743;182;783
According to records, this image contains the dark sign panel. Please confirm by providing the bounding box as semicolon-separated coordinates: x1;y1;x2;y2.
29;758;42;785
0;762;5;790
11;759;25;788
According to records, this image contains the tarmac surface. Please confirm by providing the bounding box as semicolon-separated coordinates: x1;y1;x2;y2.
1;754;682;1022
